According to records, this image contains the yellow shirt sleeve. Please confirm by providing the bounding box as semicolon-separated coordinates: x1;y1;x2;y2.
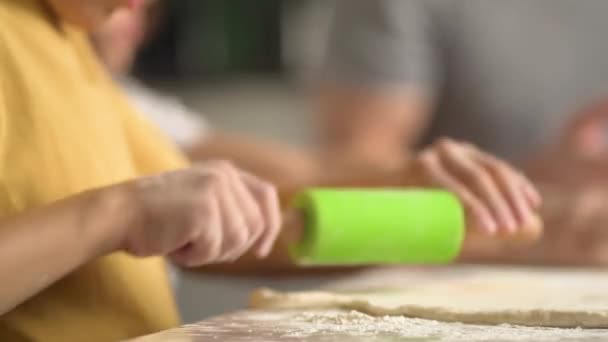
0;63;4;156
0;32;11;213
0;30;6;163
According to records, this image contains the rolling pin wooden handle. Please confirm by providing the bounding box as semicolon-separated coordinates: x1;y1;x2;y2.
282;209;305;244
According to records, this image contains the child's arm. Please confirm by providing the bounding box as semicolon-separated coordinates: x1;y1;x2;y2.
0;162;282;314
0;186;132;314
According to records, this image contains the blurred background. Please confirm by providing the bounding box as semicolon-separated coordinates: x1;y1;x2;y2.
130;0;333;147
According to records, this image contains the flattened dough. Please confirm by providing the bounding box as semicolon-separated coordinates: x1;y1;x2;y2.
250;267;608;328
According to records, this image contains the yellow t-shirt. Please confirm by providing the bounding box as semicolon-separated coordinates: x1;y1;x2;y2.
0;0;189;341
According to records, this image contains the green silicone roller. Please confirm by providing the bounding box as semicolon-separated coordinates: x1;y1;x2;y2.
288;189;464;265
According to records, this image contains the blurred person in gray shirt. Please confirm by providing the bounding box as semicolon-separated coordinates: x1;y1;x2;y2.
314;0;608;265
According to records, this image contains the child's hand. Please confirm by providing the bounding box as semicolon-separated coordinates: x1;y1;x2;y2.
404;138;542;239
123;161;282;267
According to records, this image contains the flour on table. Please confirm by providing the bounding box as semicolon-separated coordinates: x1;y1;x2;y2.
280;310;608;341
250;267;608;328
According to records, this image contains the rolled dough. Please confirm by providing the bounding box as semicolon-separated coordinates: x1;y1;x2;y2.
249;267;608;328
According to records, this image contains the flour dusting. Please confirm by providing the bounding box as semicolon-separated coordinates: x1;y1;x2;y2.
281;311;606;341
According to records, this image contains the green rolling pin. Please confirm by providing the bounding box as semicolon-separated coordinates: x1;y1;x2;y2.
286;188;465;266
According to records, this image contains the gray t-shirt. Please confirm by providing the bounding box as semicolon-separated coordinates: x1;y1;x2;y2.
325;0;608;160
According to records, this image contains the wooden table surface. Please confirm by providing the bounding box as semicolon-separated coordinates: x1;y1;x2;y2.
128;309;608;342
128;266;608;341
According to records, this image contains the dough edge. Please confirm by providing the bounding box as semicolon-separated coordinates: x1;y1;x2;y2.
249;288;608;328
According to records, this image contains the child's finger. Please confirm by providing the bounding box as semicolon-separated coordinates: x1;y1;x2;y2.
240;171;282;258
215;174;252;262
170;195;223;266
479;153;536;229
417;151;497;234
221;166;266;256
437;142;516;234
523;180;542;209
516;168;542;209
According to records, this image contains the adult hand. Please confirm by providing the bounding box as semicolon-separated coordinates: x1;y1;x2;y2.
504;97;608;265
121;160;282;267
465;184;608;266
534;184;608;265
526;98;608;185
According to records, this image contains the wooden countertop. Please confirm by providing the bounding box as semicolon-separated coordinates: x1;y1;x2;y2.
128;309;608;341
